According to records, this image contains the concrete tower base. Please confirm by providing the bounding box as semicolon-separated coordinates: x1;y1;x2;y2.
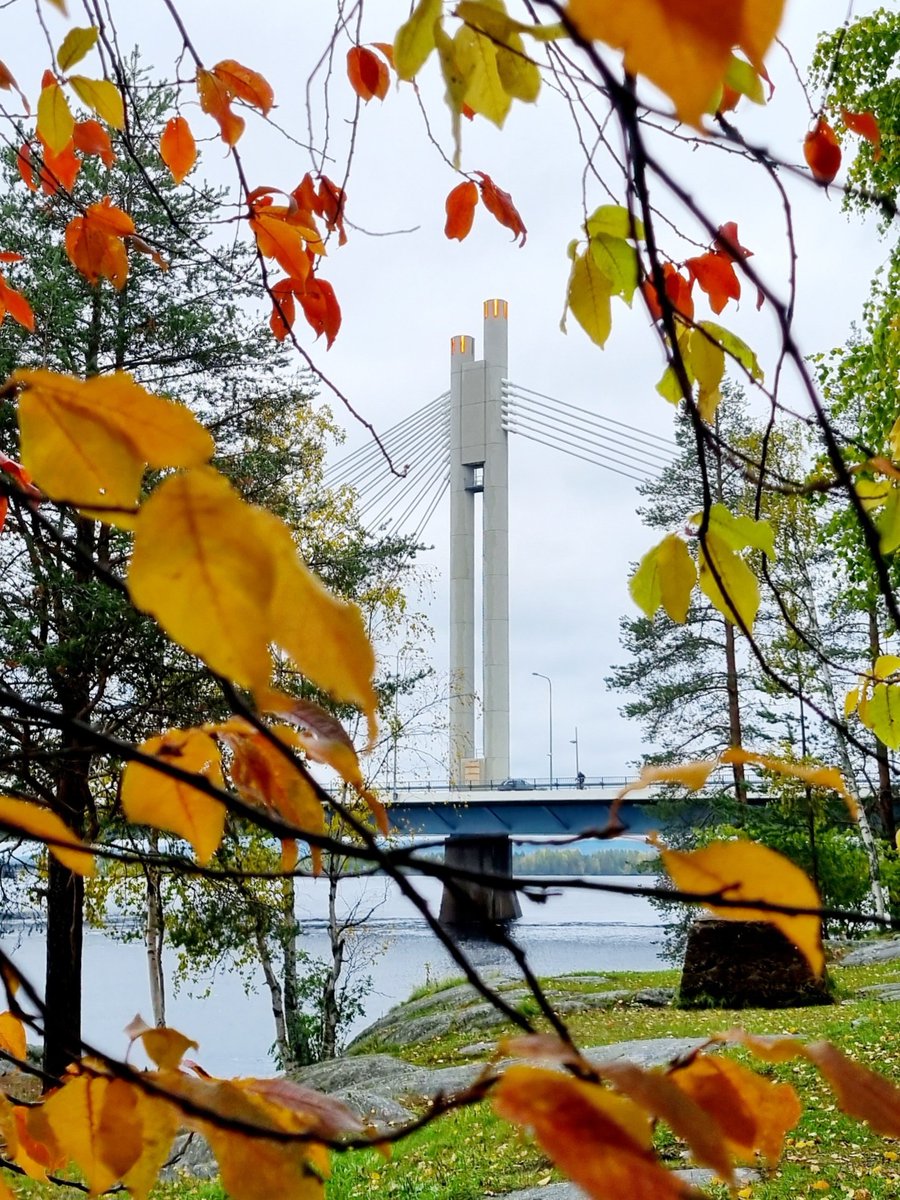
438;835;522;925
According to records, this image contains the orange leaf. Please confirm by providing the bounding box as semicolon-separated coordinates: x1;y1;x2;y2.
494;1065;698;1200
197;67;244;146
240;1078;366;1140
250;208;316;281
720;748;857;817
841;108;881;160
16;144;37;191
642;262;694;322
0;276;35;332
803;1041;900;1138
670;1053;801;1164
0;796;94;875
347;46;389;102
445;180;478;241
298;277;341;348
685;250;740;314
211;59;274;115
0;1013;26;1064
475;172;526;245
159;115;196;184
714;221;753;260
73;118;115;166
269;279;297;341
804;117;841;184
317;176;348;245
39;135;81;193
64;195;135;289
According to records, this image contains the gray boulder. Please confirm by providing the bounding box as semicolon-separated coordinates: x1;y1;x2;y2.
841;936;900;966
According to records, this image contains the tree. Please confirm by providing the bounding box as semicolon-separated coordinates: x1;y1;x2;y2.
1;5;900;1199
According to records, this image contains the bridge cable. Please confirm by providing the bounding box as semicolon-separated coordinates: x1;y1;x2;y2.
502;398;673;474
504;382;676;455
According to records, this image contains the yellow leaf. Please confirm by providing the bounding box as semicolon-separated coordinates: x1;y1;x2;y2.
844;686;859;719
454;24;511;126
36;80;74;154
565;249;612;347
703;503;776;559
720;748;857;817
861;681;900;750
57;26;99;71
496;40;540;103
878;485;900;553
670;1053;801;1164
698;530;759;629
688;327;725;422
121;729;225;864
616;760;717;802
590;234;639;305
255;508;380;744
494;1065;693;1200
0;796;94;875
125;1016;199;1071
127;469;277;691
0;1012;26;1063
564;0;785;126
12;369;213;514
873;654;900;680
629;534;696;623
68;75;124;127
655;838;824;975
43;1075;139;1194
0;1097;64;1181
394;0;442;79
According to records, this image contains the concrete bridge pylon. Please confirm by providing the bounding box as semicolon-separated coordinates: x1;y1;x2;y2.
449;300;510;787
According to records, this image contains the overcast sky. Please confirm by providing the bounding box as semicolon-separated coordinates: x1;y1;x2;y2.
11;1;893;782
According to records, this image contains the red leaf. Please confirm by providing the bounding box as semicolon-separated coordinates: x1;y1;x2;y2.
714;222;752;261
804;117;841;184
445;180;478;241
474;172;526;245
269;279;297;342
0;495;7;536
462;102;476;121
841;108;881;161
347;46;389;102
685;250;740;314
642;263;694;323
298;277;341;348
73;119;115;167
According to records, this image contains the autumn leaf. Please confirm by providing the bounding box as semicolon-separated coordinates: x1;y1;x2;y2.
347;46;390;102
39;134;81;193
720;748;856;816
125;1016;199;1071
68;75;125;127
803;1041;900;1138
841;108;881;159
454;23;511;127
73;118;115;166
394;0;442;79
494;1065;699;1200
445;180;479;241
297;277;341;348
12;367;213;512
197;68;245;145
57;26;99;71
475;172;526;244
160;115;196;184
565;0;785;126
0;274;35;333
0;61;30;113
212;60;275;115
269;278;297;341
685;251;740;314
564;248;612;347
0;1012;27;1064
804;117;841;183
698;530;760;629
0;796;94;875
629;533;697;623
127;468;278;692
643;263;694;322
670;1053;801;1164
64;194;134;288
36;78;74;154
615;760;718;800
654;837;824;974
121;728;226;864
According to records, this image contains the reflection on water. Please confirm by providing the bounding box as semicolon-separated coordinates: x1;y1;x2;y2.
1;875;663;1077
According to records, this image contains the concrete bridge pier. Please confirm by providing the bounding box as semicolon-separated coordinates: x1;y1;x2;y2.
438;835;522;926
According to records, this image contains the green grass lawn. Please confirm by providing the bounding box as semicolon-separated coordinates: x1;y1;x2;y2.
6;960;900;1200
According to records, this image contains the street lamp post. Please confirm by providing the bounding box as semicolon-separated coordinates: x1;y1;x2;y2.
571;726;579;777
532;672;553;786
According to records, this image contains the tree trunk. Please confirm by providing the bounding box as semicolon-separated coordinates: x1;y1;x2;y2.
321;868;344;1061
145;844;166;1026
723;620;748;802
868;608;896;842
279;875;306;1064
254;917;290;1068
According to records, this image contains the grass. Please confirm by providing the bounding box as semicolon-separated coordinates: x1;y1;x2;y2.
5;959;900;1200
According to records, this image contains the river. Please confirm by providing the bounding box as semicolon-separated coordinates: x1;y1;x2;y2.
1;875;664;1077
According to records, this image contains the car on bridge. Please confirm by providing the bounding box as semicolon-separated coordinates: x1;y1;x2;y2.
497;778;534;791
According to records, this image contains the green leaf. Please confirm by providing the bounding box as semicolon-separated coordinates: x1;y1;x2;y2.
629;543;662;619
723;53;765;105
700;321;763;381
394;0;442;79
586;204;644;241
496;42;541;102
589;234;638;304
629;534;697;623
69;75;125;127
565;250;612;347
656;364;688;405
863;682;900;750
57;26;99;71
698;530;760;629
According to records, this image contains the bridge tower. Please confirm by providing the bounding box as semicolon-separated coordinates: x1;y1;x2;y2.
449;300;510;786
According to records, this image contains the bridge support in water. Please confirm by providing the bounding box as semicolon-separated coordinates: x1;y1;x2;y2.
439;835;522;925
